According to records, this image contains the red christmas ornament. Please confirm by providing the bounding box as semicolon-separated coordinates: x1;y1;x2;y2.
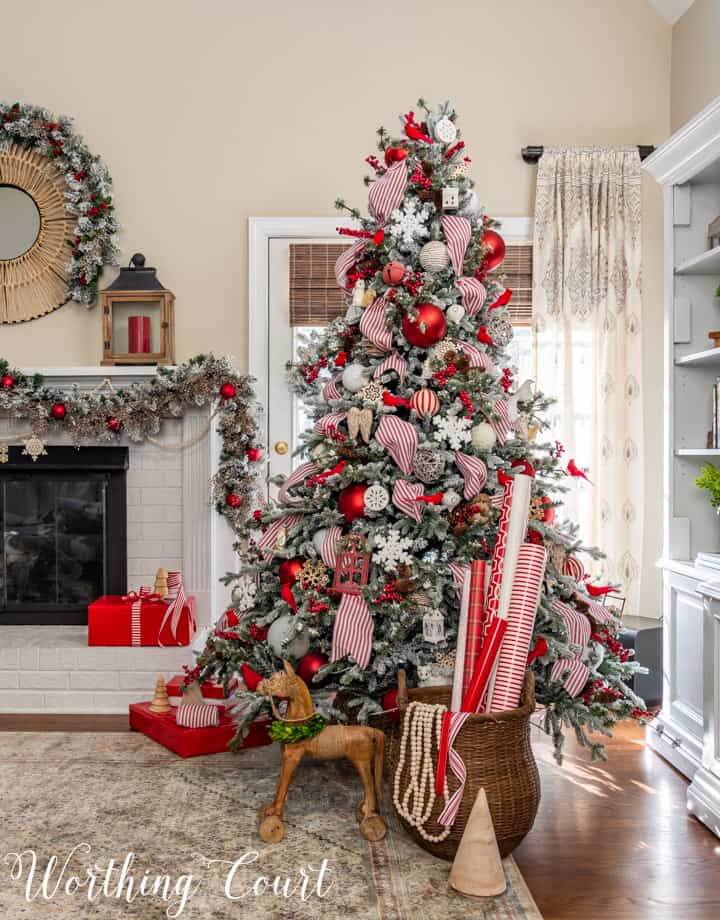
338;483;367;523
382;688;400;722
297;651;329;686
219;383;237;400
246;446;262;462
537;496;555;524
241;663;263;692
402;303;447;348
106;417;121;433
50;402;66;421
384;146;409;166
511;458;535;477
278;557;304;585
526;529;544;545
481;229;506;272
225;609;240;627
382;261;406;285
1;375;14;390
226;492;242;508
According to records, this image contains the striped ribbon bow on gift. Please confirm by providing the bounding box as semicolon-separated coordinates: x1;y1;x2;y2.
158;570;195;648
127;586;160;647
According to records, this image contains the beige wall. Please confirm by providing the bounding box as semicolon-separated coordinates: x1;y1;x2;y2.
0;0;671;616
672;0;720;130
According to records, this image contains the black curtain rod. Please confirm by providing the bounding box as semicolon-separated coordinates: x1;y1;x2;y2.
521;145;655;164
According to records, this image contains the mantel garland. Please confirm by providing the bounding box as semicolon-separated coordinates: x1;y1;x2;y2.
0;101;119;304
0;354;262;534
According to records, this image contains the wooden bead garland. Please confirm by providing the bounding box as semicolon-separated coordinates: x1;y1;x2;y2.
392;700;452;842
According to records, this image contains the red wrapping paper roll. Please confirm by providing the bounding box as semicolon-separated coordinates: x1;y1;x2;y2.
460;615;507;713
462;560;488;696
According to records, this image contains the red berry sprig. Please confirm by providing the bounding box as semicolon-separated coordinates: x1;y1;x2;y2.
374;581;404;604
409;166;432;190
459;390;474;418
433;363;457;386
500;368;513;393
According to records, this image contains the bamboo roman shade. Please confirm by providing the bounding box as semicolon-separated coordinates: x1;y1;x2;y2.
288;240;533;326
289;243;350;326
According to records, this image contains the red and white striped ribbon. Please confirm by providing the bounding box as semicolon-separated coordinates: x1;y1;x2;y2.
321;526;343;569
331;593;373;668
586;600;619;625
489;398;513;444
441;216;472;275
487;545;547;711
277;460;319;505
131;586;151;646
373;351;408;384
550;600;592;698
392;479;424;522
323;374;343;402
454;277;487;317
257;514;302;560
550;659;590;698
489;493;504;509
334;240;365;288
375;415;417;475
359;295;393;351
454;339;493;370
563;555;585;581
368;160;408;224
314;410;347;436
454;451;488;500
437;711;472;827
553;600;591;646
449;562;471;595
176;703;220;728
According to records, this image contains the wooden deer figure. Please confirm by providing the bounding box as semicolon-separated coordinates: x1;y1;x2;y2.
257;660;387;843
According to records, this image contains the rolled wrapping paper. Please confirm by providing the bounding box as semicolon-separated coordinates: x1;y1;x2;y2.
461;561;488;697
459;615;507;713
485;544;548;712
487;474;533;623
450;570;472;712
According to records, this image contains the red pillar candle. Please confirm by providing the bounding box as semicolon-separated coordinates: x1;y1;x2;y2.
128;315;151;353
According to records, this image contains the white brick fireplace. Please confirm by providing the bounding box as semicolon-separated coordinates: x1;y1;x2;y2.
0;366;237;713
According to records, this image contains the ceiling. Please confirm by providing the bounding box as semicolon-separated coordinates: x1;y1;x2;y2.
647;0;695;24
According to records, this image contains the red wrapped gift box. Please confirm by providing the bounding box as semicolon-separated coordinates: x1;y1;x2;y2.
166;674;239;706
129;702;271;758
88;595;197;647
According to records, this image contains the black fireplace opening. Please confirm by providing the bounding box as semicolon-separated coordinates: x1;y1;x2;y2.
0;446;128;625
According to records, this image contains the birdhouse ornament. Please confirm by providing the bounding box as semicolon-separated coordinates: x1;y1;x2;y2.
332;535;370;595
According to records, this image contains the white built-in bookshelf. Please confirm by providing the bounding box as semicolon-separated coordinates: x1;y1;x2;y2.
643;97;720;835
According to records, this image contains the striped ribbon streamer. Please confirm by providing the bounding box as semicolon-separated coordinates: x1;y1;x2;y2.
334;240;365;288
454;277;488;317
586;600;619;625
489;398;514;444
277;460;319;505
130;586;151;646
176;703;220;729
550;599;592;697
487;544;547;711
462;561;488;697
454;451;488;500
368;159;408;224
437;711;472;826
550;658;590;698
331;593;374;668
323;373;343;402
373;351;408;384
454;339;493;370
375;415;417;474
257;514;302;560
321;526;343;569
563;555;585;581
158;570;195;647
441;216;471;275
359;295;393;351
392;479;424;522
449;562;471;595
314;410;347;436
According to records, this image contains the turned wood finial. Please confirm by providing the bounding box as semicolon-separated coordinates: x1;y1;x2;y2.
149;675;172;714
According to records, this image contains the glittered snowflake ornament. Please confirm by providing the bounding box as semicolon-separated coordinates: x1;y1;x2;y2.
387;198;432;247
373;529;413;573
232;574;257;612
432;413;472;450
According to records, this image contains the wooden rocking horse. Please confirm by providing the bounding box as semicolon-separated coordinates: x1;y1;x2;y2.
256;660;387;843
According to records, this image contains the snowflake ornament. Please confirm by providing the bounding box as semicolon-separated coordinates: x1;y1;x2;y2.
232;574;257;612
373;529;414;573
359;380;384;404
387;198;432;247
299;559;330;590
432;413;472;450
364;483;390;512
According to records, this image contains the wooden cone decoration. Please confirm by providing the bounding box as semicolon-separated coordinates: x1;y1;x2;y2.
149;676;172;714
448;788;506;898
154;567;169;597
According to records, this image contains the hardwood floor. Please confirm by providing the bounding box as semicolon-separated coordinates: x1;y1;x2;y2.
1;715;718;918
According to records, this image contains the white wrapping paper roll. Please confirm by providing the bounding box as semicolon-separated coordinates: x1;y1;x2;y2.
450;570;471;711
495;474;533;622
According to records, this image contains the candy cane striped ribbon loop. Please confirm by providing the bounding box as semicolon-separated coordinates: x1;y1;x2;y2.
368;159;409;224
454;451;488;500
373;351;408;384
454;277;487;318
131;586;151;647
330;593;373;669
375;415;418;475
277;460;319;506
550;658;590;698
437;711;472;827
321;526;343;569
313;410;347;436
257;514;302;561
392;479;424;522
490;398;513;444
334;240;365;288
454;339;493;370
449;562;471;596
441;216;488;317
359;295;393;352
323;373;343;402
586;600;619;626
549;599;592;697
158;571;195;648
563;555;585;582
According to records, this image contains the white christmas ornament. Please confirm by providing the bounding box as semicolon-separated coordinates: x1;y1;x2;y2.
432;414;472;451
471;422;497;451
232;575;257;612
351;279;366;307
312;529;329;555
373;529;414;572
434;116;457;144
423;609;446;644
267;613;310;659
441;489;461;510
311;442;332;464
419;241;450;273
388;198;432;247
446;303;465;324
342;363;369;393
364;483;390;512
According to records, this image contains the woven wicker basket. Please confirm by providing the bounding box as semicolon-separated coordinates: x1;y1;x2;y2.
388;669;540;861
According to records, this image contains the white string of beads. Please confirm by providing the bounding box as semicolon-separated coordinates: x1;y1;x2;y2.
392;700;452;842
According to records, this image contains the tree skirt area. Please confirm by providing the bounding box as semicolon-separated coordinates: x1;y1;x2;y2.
0;732;541;920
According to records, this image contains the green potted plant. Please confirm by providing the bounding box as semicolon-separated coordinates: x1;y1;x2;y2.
696;463;720;512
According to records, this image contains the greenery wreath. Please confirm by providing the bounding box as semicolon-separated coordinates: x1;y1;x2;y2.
0;354;262;536
0;101;119;304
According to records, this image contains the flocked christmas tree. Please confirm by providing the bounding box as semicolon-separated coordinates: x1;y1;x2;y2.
195;100;649;761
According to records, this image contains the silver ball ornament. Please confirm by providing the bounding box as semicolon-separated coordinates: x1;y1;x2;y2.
312;529;328;555
267;613;311;659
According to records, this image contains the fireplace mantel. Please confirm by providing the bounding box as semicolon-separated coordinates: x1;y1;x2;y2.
18;365;168;392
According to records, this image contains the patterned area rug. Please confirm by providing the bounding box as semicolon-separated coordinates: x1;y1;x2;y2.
0;732;541;919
